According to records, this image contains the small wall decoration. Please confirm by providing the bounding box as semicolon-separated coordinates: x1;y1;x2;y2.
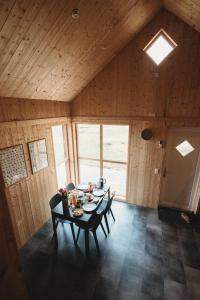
28;139;48;173
141;129;153;140
0;144;27;187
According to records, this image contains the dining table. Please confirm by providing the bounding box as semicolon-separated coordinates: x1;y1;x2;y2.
51;184;110;256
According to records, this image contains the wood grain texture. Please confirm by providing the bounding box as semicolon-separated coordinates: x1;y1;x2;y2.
164;0;200;32
0;0;162;101
71;10;200;208
0;117;70;247
0;97;70;122
0;169;27;299
71;11;200;119
127;121;165;208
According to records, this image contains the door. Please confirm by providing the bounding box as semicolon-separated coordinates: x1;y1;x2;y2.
160;128;200;211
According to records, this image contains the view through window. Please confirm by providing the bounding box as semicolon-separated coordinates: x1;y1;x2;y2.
77;124;129;197
52;125;68;188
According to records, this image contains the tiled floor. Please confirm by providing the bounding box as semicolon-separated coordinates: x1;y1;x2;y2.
20;201;200;300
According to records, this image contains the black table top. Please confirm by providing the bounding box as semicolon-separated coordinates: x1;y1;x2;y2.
51;185;110;224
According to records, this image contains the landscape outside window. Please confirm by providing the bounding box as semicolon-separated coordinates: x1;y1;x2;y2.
77;124;129;197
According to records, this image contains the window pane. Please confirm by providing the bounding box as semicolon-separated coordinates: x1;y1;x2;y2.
103;162;127;196
103;125;129;162
79;159;100;184
77;124;100;159
56;162;67;188
52;125;65;163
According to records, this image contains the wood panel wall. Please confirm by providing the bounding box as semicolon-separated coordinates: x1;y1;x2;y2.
0;172;27;299
71;11;200;208
0;117;71;247
0;97;70;122
71;11;200;119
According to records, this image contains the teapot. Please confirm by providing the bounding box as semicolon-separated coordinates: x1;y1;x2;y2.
98;177;106;189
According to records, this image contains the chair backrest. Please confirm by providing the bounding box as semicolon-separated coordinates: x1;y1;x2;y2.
67;182;75;191
49;193;62;209
104;193;115;214
89;213;103;231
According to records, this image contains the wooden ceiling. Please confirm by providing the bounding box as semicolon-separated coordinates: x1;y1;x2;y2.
0;0;199;102
164;0;200;32
0;0;162;102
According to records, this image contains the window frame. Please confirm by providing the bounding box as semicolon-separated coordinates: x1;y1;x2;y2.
76;123;129;198
143;28;177;65
52;124;70;188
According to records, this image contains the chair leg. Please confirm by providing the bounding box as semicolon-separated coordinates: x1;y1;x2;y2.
93;231;100;254
100;222;107;237
85;229;90;257
104;214;110;234
52;215;58;247
110;208;115;221
70;223;76;245
55;220;59;229
76;227;81;242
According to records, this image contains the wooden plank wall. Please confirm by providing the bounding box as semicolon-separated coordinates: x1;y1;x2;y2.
71;11;200;119
0;171;27;299
164;0;200;33
128;121;166;208
0;117;71;247
0;97;70;248
0;97;70;122
70;11;200;208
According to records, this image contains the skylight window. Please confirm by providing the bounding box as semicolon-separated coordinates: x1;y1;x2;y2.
143;29;177;65
176;140;194;157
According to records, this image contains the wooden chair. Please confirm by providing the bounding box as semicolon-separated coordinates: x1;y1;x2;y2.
49;193;76;244
75;213;107;254
97;193;115;234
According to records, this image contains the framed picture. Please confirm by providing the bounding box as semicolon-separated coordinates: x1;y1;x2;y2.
0;144;27;187
28;139;48;174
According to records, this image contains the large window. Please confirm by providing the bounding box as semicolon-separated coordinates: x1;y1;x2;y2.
52;125;69;188
77;124;100;183
77;124;129;197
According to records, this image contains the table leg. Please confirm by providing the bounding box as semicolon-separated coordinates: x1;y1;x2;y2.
52;213;58;248
84;229;90;257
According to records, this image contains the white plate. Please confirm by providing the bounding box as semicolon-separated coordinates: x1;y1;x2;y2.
93;189;105;197
78;191;84;198
76;184;88;191
82;203;96;212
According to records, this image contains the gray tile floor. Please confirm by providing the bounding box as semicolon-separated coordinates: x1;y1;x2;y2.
20;201;200;300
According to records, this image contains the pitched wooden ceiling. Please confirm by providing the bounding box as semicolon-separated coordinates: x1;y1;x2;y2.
164;0;200;32
0;0;199;102
0;0;162;102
